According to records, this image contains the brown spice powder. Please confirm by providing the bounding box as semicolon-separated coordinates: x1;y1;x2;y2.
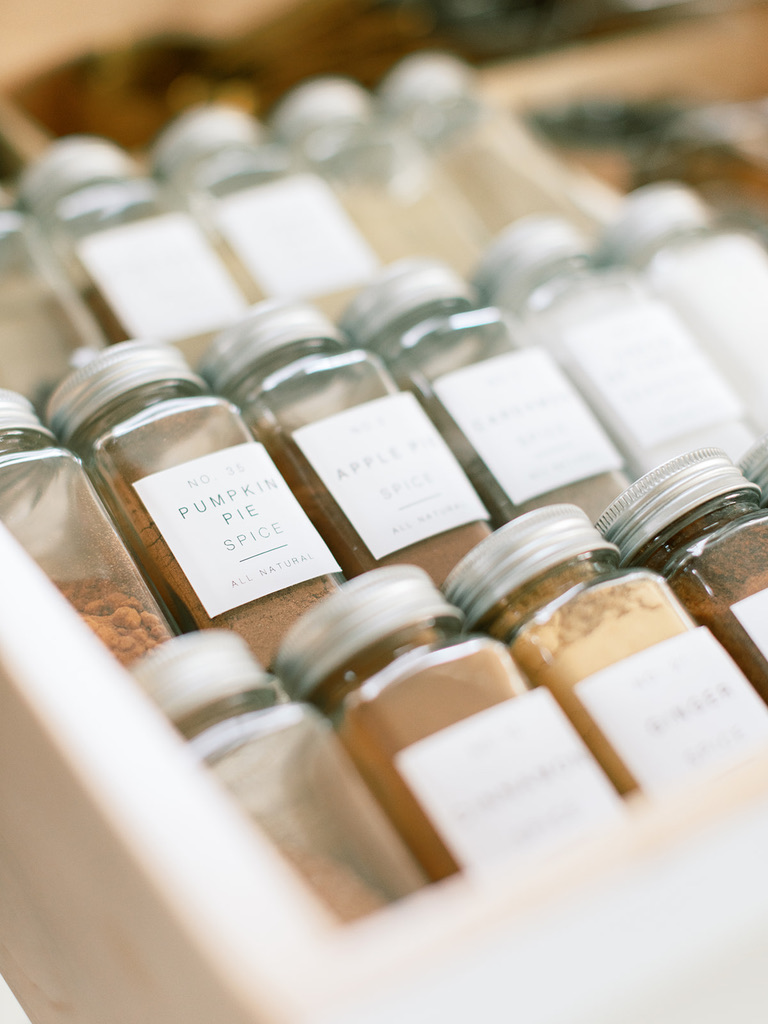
59;577;171;666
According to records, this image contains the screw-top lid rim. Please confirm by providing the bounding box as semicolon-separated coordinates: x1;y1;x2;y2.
377;52;477;115
200;299;346;396
270;76;373;144
18;135;141;217
596;447;758;564
444;504;619;627
0;389;54;436
274;565;464;701
598;181;711;265
473;214;592;306
45;340;206;443
339;258;477;350
132;630;279;724
150;104;265;181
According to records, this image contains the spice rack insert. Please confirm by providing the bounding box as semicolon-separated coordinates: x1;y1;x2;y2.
4;516;768;1024
4;7;768;1023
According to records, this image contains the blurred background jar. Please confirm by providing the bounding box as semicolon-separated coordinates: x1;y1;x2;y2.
598;180;768;433
376;50;620;236
340;256;627;523
473;212;757;476
269;75;489;278
0;190;103;408
0;387;174;665
16;134;251;366
133;629;425;922
150;103;382;320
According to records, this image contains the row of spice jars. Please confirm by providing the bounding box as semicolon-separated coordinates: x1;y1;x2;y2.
128;475;768;918
0;50;631;404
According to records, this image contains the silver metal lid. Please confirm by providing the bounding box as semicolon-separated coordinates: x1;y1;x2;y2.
596;447;758;564
739;433;768;505
0;389;54;436
338;258;476;350
150;104;265;181
46;339;206;443
199;299;345;396
270;76;373;145
598;181;711;266
273;565;463;701
473;214;592;307
17;135;141;218
377;52;477;114
132;630;280;724
443;504;618;628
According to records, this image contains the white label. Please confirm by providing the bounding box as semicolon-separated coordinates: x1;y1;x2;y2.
575;627;768;794
132;442;340;617
562;301;744;450
395;688;624;873
732;587;768;661
433;349;623;504
77;212;248;342
215;174;380;299
292;392;488;559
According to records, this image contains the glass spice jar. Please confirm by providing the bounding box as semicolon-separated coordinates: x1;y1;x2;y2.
473;213;757;476
376;51;619;236
598;446;768;705
274;565;623;881
16;134;250;366
268;75;488;279
132;629;425;923
444;504;768;797
150;103;380;320
597;181;768;432
339;257;627;524
45;340;342;666
0;198;103;406
199;300;491;586
0;388;174;665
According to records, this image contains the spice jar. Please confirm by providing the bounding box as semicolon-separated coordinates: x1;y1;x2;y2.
598;446;768;705
150;103;380;320
45;340;342;665
0;388;173;665
444;504;768;797
376;51;618;235
269;75;488;278
473;214;756;476
133;629;424;922
17;134;250;365
200;300;490;585
339;257;627;524
274;565;623;881
598;181;768;432
0;198;102;405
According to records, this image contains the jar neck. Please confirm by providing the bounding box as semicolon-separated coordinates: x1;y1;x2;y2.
475;551;620;644
223;335;351;408
630;490;761;573
307;617;461;718
370;296;475;363
175;688;279;741
497;254;590;312
66;377;206;456
0;427;57;460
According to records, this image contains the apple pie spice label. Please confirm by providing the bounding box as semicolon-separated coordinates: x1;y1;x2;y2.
292;392;489;559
